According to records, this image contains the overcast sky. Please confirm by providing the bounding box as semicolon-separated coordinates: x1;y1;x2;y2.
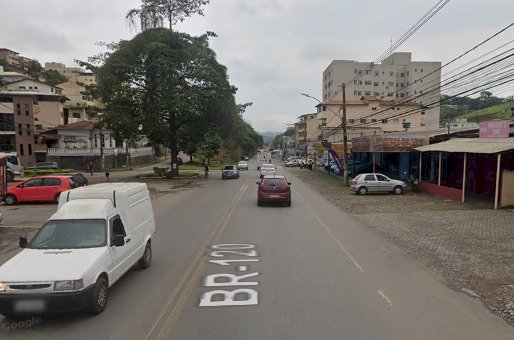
1;0;513;132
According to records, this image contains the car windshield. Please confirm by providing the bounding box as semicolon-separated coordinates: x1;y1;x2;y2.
28;219;107;249
224;166;235;170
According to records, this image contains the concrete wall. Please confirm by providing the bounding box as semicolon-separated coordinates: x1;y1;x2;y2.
48;153;155;171
418;181;462;202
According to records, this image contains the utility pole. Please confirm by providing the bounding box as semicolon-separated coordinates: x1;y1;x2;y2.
341;83;349;186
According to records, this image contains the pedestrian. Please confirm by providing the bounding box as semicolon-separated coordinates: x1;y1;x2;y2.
104;166;110;182
203;164;209;179
88;161;94;176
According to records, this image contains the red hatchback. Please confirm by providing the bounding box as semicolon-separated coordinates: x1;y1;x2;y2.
3;175;75;205
257;175;291;207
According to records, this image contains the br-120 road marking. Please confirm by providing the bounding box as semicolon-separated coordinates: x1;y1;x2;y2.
200;244;260;307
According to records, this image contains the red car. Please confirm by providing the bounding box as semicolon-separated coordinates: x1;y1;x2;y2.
257;175;291;207
3;175;75;205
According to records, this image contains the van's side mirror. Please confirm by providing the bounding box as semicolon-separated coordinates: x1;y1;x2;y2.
113;235;125;247
19;237;28;248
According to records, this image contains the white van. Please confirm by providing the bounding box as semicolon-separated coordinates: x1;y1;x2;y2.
0;183;155;316
0;152;24;182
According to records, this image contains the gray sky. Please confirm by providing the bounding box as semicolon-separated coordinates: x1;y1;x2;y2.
1;0;513;132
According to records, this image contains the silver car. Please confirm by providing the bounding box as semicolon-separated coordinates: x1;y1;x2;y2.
351;173;407;195
237;161;249;170
222;165;240;179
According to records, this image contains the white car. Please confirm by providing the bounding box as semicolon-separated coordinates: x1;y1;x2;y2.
237;161;249;170
259;164;276;178
0;183;156;317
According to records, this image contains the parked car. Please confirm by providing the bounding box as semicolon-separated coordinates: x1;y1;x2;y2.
2;175;77;205
222;165;240;179
241;156;250;161
54;173;88;188
237;161;249;170
259;164;276;178
285;159;300;167
27;162;60;169
256;175;291;206
350;173;407;195
0;183;155;316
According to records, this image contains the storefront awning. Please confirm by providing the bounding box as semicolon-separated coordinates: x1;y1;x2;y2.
415;137;514;154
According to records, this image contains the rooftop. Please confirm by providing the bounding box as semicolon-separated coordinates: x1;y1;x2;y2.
416;137;514;154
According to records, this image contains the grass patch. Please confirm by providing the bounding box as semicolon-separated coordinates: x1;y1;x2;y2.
180;163;226;170
458;101;514;122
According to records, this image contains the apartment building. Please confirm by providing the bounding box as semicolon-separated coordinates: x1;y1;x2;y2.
0;48;34;70
322;52;441;129
57;81;101;124
44;62;86;81
2;78;62;94
315;97;427;142
296;113;318;145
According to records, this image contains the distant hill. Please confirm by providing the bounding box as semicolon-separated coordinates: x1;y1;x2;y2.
259;131;281;143
440;93;513;123
456;101;514;122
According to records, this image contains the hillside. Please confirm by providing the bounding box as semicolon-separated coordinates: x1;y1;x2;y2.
452;101;514;122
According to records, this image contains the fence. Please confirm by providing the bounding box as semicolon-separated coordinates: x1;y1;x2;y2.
48;147;154;157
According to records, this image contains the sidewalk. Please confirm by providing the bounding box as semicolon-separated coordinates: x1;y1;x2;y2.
286;166;514;325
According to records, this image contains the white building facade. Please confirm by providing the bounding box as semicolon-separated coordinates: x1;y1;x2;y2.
322;52;441;130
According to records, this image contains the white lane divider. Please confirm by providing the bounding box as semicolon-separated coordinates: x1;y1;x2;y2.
295;191;364;273
377;289;393;306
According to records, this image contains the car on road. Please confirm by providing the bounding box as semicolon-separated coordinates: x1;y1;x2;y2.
257;175;291;206
0;183;155;317
237;161;249;170
222;165;240;179
285;159;300;167
53;172;88;188
351;173;407;195
2;175;77;205
259;163;276;178
27;162;60;169
241;155;250;161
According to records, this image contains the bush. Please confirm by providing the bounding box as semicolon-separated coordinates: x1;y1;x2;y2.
25;169;75;177
153;167;171;178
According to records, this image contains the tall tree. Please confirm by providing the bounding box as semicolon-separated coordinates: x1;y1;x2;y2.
127;0;210;31
26;60;43;81
97;28;233;177
43;69;68;86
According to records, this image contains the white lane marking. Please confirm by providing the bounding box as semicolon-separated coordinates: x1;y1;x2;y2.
147;182;248;340
295;192;364;272
199;289;258;307
377;289;393;306
237;266;248;272
208;259;259;266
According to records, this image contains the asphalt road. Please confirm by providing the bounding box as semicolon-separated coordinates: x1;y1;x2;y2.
1;160;512;339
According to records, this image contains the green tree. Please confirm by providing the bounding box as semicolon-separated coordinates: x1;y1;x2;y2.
43;69;68;86
194;131;222;164
127;0;210;31
97;28;234;177
26;60;43;80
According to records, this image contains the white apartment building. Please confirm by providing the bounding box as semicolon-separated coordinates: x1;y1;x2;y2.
322;52;441;129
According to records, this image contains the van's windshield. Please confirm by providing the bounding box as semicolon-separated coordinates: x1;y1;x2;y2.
28;219;107;249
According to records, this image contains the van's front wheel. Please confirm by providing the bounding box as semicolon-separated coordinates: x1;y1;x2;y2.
89;277;108;315
138;241;152;269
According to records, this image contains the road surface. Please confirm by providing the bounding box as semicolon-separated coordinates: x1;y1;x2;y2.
1;160;512;339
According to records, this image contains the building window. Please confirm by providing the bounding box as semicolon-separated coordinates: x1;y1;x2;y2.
421;111;425;115
371;119;377;123
407;81;409;85
26;124;31;135
420;123;426;127
397;107;400;110
373;92;379;96
354;69;357;74
403;119;406;122
407;71;409;76
19;86;26;89
382;119;388;124
18;124;22;135
396;73;399;77
387;93;393;97
72;112;81;118
358;80;362;85
16;103;21;115
372;107;377;111
364;80;371;85
28;144;32;155
19;144;24;156
400;83;404;87
374;71;379;76
360;118;366;123
421;69;423;72
357;91;362;96
358;70;362;75
388;82;394;86
25;103;29;115
373;82;379;86
415;69;417;72
365;70;371;75
353;80;357;85
364;91;371;95
389;72;394;76
348;119;355;124
36;124;43;131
